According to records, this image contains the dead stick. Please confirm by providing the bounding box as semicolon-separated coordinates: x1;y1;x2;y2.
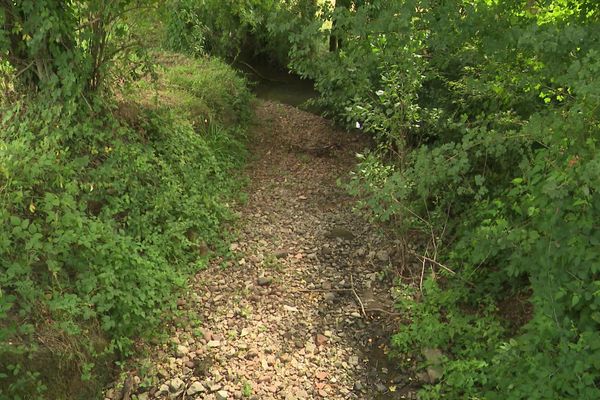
290;288;352;293
350;274;367;318
419;256;426;295
411;252;456;275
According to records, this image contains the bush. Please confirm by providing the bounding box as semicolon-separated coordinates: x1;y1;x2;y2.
165;0;319;66
286;0;600;398
0;53;251;400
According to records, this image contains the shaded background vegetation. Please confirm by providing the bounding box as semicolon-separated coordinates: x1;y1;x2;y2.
1;2;250;399
2;0;599;399
165;0;600;398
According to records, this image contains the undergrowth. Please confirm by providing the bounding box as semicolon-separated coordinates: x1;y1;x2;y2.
0;53;251;399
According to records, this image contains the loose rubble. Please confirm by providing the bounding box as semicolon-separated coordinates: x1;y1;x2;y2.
105;101;419;400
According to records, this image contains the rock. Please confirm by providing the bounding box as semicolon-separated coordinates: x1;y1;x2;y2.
207;340;221;348
422;348;444;382
274;249;288;259
176;344;189;358
157;384;169;396
353;382;363;391
323;330;332;337
349;355;359;366
169;377;184;392
427;365;444;383
200;327;213;341
283;305;299;312
376;383;388;393
216;390;229;400
416;371;430;384
157;368;169;379
324;227;355;240
257;276;273;286
376;250;390;262
323;292;336;302
315;334;328;346
229;243;239;251
187;381;205;396
207;381;222;392
137;393;149;400
316;371;328;380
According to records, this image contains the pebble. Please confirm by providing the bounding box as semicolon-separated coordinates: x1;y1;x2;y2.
176;344;189;358
103;103;413;400
323;292;336;302
187;381;205;396
169;377;184;393
257;276;273;286
315;334;328;346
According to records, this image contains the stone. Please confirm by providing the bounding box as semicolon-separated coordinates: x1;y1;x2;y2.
176;344;189;358
376;383;388;392
376;250;390;262
422;348;444;382
257;276;273;286
283;305;299;312
274;249;288;259
323;292;336;302
206;380;222;392
325;227;355;240
315;334;328;346
169;377;184;392
137;393;149;400
353;382;363;391
187;381;205;396
207;340;221;348
316;371;328;380
305;341;316;354
216;390;229;400
157;384;169;396
157;368;169;379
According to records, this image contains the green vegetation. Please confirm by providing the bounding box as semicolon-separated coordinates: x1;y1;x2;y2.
286;1;600;398
167;0;600;397
165;0;321;66
2;0;599;398
0;3;251;399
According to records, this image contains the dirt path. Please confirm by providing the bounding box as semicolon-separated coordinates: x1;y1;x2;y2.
114;101;417;400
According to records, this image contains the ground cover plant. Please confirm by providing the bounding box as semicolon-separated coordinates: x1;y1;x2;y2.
171;0;600;397
279;0;600;398
0;2;251;399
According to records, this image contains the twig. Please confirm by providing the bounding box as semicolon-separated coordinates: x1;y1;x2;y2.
290;288;352;293
366;307;402;317
350;274;367;318
419;254;426;294
411;252;456;275
14;60;35;79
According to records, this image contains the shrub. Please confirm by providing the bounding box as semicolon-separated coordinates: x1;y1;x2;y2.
286;0;600;398
0;53;251;399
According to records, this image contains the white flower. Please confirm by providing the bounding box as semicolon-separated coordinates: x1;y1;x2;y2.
355;121;362;129
376;90;385;96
